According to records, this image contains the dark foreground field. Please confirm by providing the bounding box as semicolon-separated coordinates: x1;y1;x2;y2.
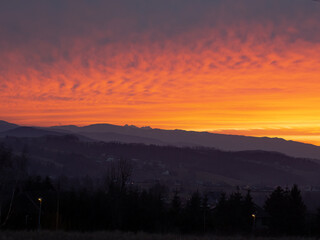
0;231;318;240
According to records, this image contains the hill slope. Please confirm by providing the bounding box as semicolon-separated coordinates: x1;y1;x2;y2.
1;135;320;187
52;123;320;161
0;126;65;138
0;120;19;132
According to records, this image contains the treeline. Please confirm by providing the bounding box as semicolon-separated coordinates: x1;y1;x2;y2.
1;144;320;235
2;177;320;236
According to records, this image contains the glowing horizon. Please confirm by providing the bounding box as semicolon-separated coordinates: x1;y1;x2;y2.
1;0;320;145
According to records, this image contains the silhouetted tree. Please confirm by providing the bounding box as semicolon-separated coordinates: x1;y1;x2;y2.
0;145;29;229
201;193;211;233
227;191;243;233
213;190;255;234
287;184;306;234
264;185;306;235
183;191;202;233
104;158;133;192
264;186;289;234
213;192;228;233
316;208;320;235
169;190;182;232
242;190;255;233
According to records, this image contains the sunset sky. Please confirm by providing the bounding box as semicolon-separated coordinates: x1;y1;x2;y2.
1;0;320;145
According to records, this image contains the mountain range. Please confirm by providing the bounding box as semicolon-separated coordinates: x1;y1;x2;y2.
1;120;320;187
1;120;320;161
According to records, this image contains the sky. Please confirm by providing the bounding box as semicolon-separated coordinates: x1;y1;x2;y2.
1;0;320;145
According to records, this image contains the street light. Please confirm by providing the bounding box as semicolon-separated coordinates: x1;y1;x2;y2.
251;213;256;233
38;198;42;231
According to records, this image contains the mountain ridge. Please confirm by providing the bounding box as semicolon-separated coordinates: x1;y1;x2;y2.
2;120;320;161
0;120;19;132
51;122;320;161
1;135;320;186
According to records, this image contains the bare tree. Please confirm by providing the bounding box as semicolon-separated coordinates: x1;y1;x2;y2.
0;145;28;228
0;145;14;227
104;158;133;191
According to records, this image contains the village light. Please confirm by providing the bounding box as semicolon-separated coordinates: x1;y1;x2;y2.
252;213;256;233
38;197;43;231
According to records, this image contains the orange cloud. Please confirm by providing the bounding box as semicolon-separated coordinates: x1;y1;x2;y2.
1;1;320;145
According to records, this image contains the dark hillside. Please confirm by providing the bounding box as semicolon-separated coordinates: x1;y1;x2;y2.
1;135;320;187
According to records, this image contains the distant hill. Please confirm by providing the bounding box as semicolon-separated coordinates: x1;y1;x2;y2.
51;123;320;161
0;126;65;138
1;135;320;187
0;120;19;132
75;131;166;145
0;126;93;141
